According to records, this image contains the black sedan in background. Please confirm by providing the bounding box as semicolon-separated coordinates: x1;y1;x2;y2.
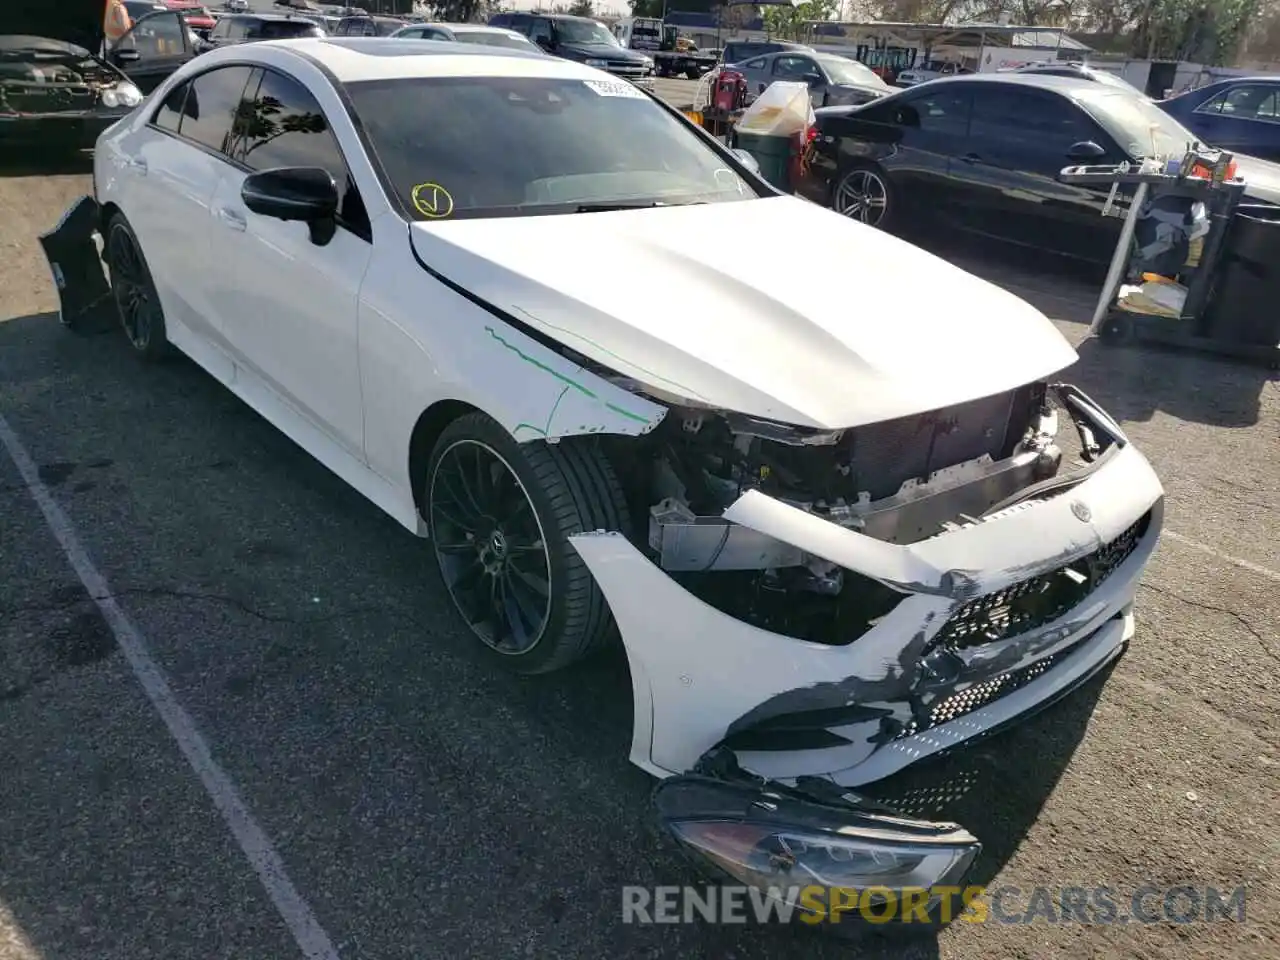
795;73;1280;264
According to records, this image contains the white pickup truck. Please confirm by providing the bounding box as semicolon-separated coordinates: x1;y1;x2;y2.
893;60;971;87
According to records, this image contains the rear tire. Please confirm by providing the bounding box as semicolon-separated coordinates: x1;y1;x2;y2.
105;212;170;361
425;412;631;675
832;161;895;230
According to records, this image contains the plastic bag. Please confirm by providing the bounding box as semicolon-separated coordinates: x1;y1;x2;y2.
736;81;815;136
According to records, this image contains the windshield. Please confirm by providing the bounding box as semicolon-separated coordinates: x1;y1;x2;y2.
1077;88;1198;158
454;31;536;51
346;76;759;220
817;55;883;87
555;20;616;45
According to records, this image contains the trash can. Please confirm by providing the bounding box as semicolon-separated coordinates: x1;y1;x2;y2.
731;129;793;192
1202;204;1280;346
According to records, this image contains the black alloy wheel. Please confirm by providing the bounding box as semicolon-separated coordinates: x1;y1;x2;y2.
424;412;631;675
106;214;168;360
429;438;553;655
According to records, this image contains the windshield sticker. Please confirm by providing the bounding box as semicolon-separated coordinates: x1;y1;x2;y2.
582;79;648;99
411;182;454;219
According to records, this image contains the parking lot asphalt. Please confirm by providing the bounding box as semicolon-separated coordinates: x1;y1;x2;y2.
1;148;1278;960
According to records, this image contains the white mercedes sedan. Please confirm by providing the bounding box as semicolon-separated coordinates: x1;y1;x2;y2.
45;37;1164;915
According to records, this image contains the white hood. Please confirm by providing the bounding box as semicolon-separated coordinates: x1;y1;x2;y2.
409;196;1078;429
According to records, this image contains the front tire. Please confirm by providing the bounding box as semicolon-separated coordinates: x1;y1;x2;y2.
832;163;894;229
425;412;630;675
105;212;169;361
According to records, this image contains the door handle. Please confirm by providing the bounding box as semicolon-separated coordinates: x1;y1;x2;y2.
960;152;982;164
215;206;247;231
125;156;147;175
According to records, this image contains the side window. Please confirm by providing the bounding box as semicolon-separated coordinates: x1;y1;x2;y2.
335;19;352;35
178;65;256;154
529;18;553;45
489;14;510;26
235;69;369;237
210;18;229;38
772;55;814;78
506;14;531;33
1201;84;1280;120
901;88;970;136
115;11;187;57
970;88;1099;158
743;57;766;70
151;79;190;132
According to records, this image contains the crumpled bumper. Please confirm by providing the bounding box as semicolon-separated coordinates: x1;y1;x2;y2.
569;404;1164;788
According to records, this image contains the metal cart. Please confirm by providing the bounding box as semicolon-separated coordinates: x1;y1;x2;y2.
1059;161;1280;368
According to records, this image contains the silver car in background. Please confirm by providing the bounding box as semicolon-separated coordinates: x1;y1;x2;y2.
390;22;543;54
734;49;892;108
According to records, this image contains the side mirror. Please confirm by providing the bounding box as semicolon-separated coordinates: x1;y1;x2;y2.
535;36;553;50
801;72;823;88
241;166;339;244
731;148;761;175
1067;140;1107;161
113;48;143;63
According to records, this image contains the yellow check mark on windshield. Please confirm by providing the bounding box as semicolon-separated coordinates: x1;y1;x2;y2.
411;182;454;219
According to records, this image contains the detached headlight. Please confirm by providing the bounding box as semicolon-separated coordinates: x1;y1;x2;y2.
655;773;980;925
585;58;608;67
101;82;143;109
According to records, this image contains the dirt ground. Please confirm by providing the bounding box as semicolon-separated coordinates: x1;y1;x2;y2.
0;155;1277;960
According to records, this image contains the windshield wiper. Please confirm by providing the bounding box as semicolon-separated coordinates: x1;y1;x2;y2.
574;201;664;213
573;200;709;213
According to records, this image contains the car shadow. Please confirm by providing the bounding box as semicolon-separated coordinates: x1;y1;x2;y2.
0;147;95;179
0;306;1125;960
913;231;1276;428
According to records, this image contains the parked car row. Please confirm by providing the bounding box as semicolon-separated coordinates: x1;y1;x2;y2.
794;72;1280;266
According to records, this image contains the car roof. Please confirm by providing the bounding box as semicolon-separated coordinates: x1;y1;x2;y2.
921;72;1100;95
224;11;311;21
244;36;594;81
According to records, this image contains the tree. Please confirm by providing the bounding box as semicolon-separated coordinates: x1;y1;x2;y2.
762;0;839;39
566;0;595;13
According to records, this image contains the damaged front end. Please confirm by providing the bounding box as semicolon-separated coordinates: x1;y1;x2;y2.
0;37;141;145
569;376;1162;921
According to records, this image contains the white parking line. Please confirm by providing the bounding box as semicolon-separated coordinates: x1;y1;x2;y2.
0;414;341;960
1164;529;1280;583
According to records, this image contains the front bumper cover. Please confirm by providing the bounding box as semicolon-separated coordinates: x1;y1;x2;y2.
569;396;1163;787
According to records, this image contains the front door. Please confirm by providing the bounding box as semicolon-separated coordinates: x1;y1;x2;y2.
107;11;194;94
206;66;372;458
952;84;1123;259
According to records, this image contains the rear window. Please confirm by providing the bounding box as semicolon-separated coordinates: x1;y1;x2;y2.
346;75;759;220
255;20;323;39
454;31;535;51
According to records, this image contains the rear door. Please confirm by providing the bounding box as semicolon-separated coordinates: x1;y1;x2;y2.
1186;82;1280;160
866;85;971;219
116;64;257;361
108;10;195;94
953;83;1124;257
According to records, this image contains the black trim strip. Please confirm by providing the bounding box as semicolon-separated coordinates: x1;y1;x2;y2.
406;238;575;359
